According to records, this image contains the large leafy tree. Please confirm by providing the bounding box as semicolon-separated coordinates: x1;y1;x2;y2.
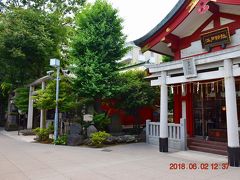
114;70;158;130
0;1;86;126
116;71;157;112
0;0;87;88
0;8;67;87
71;0;128;99
0;0;86;15
0;7;70;124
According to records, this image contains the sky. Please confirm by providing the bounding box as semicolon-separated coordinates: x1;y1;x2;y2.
89;0;179;42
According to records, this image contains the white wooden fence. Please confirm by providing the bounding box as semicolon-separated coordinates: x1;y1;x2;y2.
146;118;187;150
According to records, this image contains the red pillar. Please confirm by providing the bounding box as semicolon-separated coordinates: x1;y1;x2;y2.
173;86;182;124
174;84;193;136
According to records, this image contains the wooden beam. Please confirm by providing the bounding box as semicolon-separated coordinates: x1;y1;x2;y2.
180;15;215;49
219;12;240;21
180;16;240;50
208;2;219;13
207;2;220;27
214;0;240;5
165;33;180;51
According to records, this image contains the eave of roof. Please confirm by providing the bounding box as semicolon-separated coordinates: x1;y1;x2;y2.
134;0;186;47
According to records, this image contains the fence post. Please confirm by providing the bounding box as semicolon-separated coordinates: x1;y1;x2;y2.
180;118;187;150
146;119;151;144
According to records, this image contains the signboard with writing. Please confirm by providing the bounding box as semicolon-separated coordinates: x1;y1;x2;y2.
201;27;231;51
182;57;197;79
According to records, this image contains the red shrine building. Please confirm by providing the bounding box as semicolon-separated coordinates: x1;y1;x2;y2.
134;0;240;167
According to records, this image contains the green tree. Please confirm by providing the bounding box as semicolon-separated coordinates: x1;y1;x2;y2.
116;71;157;112
162;55;172;62
0;7;68;126
114;70;158;130
0;8;67;88
0;1;85;126
0;0;86;15
14;87;29;113
71;0;128;99
32;76;76;112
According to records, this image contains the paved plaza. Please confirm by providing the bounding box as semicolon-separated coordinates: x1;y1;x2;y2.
0;128;239;180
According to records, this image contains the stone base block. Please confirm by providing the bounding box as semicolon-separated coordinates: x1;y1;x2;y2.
228;147;240;167
159;137;168;152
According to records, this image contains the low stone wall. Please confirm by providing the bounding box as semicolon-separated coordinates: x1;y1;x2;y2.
148;136;184;150
146;118;187;151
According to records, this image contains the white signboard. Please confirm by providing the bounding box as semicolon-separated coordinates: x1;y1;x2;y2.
182;58;197;79
83;114;93;122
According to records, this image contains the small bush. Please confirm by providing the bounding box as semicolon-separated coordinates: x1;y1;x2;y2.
33;128;50;142
33;125;54;142
90;131;111;147
54;135;67;145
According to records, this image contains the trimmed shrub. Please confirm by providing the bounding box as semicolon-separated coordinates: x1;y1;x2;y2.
33;128;50;142
54;135;68;145
33;125;54;142
90;131;111;147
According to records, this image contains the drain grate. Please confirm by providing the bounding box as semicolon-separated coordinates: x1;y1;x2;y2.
101;149;112;152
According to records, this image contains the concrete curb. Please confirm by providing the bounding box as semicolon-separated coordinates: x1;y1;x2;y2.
0;128;36;143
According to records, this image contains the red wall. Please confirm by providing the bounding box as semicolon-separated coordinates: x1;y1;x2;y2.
100;100;154;126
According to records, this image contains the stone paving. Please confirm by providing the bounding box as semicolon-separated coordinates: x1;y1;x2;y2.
0;128;239;180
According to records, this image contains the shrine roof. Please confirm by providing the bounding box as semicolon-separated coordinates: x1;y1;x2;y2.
134;0;240;57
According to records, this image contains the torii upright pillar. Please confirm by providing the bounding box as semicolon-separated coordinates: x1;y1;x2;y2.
159;71;168;152
27;86;34;129
224;59;240;167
